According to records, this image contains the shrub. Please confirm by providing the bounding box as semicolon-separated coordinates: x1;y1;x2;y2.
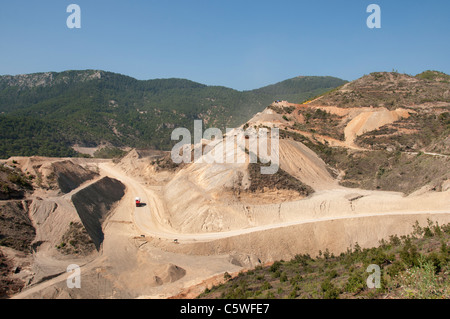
293;254;312;266
327;269;339;279
399;242;420;268
388;260;405;277
321;279;340;299
290;274;303;285
272;270;281;279
256;274;265;281
265;291;275;299
389;234;401;246
269;261;282;273
345;272;365;293
288;289;298;299
412;221;424;238
260;281;272;291
392;256;449;299
7;172;31;188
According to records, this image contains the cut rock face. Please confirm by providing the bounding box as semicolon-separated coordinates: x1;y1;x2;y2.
50;160;99;194
71;177;125;250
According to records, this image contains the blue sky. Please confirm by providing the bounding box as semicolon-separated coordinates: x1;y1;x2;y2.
1;0;449;90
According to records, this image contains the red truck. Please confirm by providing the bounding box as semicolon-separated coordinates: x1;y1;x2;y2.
135;197;141;207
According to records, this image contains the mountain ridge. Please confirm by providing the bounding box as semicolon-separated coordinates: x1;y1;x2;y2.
0;69;344;92
0;70;347;158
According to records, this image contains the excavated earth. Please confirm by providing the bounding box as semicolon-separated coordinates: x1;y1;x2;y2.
1;98;450;298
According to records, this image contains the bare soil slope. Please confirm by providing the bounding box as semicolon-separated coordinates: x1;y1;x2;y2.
5;71;450;299
50;160;99;194
308;72;450;109
71;176;125;250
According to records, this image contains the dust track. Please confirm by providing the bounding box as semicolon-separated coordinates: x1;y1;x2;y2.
11;156;450;299
99;162;450;243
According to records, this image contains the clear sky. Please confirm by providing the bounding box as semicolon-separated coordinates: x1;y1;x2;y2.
1;0;449;90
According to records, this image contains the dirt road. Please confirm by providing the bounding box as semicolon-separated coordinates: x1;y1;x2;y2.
98;162;450;243
12;160;450;299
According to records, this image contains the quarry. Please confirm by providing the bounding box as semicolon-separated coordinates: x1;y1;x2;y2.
1;71;449;299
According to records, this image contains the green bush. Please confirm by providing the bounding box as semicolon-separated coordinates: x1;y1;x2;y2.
327;269;339;279
289;274;303;285
399;242;420;268
392;256;449;299
269;261;282;273
198;221;450;300
272;270;281;279
260;281;272;291
256;274;265;281
345;272;365;293
321;279;340;299
387;260;405;277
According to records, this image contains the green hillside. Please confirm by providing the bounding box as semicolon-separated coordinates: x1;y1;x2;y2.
252;76;347;102
198;220;450;299
0;70;347;158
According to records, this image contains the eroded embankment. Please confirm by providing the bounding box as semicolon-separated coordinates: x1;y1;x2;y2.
0;200;35;297
145;213;450;264
51;160;99;193
0;200;35;252
71;177;125;250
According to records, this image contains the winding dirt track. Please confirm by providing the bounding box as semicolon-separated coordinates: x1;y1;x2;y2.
99;162;450;243
12;160;450;299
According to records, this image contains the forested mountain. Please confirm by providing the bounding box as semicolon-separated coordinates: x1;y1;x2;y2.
0;70;347;158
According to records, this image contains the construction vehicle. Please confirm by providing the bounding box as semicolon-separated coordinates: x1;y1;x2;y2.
135;197;141;207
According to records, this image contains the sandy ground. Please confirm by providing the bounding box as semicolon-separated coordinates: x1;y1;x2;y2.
7;102;450;298
102;160;450;242
343;107;410;147
10;154;450;299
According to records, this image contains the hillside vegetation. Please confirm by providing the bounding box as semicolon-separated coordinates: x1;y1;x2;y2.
0;70;346;159
267;70;450;194
0;163;33;200
198;220;450;299
309;71;450;109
